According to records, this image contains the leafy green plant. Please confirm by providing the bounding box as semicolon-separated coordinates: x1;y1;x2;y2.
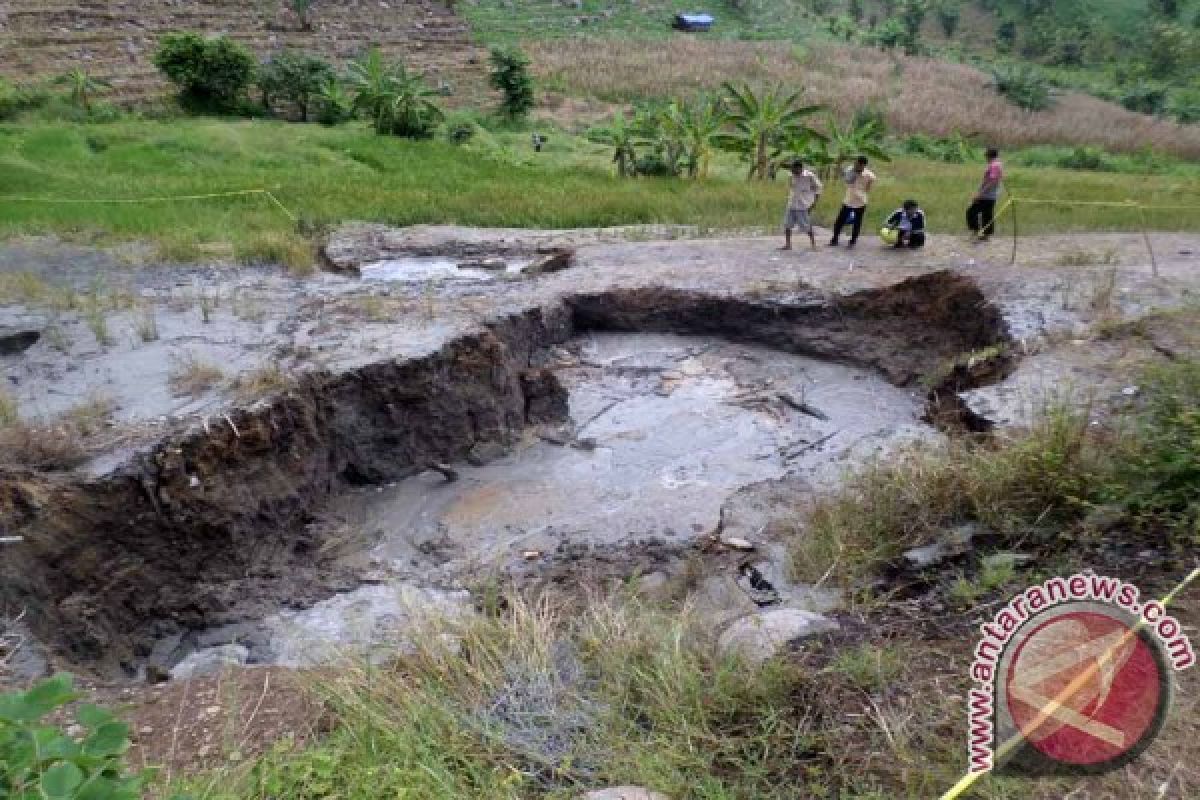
52;69;111;114
587;110;643;177
1168;88;1200;124
347;48;444;137
717;82;823;180
153;32;258;113
488;46;535;118
989;63;1052;111
902;132;981;163
899;0;928;54
869;19;907;50
0;79;51;120
314;77;352;125
1120;82;1169;115
668;94;728;178
0;674;156;800
935;0;961;37
258;51;335;121
1117;360;1200;539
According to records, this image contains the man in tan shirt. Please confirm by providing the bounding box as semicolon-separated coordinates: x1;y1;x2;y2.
829;156;876;249
781;159;823;251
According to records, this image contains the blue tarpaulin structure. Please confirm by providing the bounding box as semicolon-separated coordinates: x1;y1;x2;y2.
673;13;714;32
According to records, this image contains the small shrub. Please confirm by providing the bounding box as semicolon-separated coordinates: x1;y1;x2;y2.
0;674;155;799
1168;88;1200;124
65;395;115;437
1057;145;1118;171
169;354;225;396
989;64;1052;111
488;46;535;119
0;78;49;120
153;32;257;113
258;51;335;121
1121;82;1169;115
869;19;907;50
936;0;961;37
0;422;87;469
135;304;160;342
233;364;292;399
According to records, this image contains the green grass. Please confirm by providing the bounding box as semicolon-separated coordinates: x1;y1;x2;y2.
2;117;1199;266
790;351;1200;590
176;596;829;800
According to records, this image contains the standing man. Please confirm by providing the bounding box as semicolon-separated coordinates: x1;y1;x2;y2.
967;148;1003;240
781;159;823;251
829;156;875;249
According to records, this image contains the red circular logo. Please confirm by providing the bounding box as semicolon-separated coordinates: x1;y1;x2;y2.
1001;605;1170;771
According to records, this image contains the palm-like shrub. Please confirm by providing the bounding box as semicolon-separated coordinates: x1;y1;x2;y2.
347;48;443;137
52;69;111;114
717;83;823;180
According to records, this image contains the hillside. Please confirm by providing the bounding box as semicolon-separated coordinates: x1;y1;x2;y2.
0;0;489;104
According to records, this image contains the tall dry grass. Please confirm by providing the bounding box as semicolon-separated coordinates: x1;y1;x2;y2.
530;38;1200;159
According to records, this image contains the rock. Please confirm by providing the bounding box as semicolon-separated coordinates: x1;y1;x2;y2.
982;552;1034;570
0;327;40;356
169;644;249;680
458;257;507;271
582;788;669;800
636;571;669;595
467;440;508;466
720;536;755;551
524;249;574;275
903;523;980;570
717;609;839;665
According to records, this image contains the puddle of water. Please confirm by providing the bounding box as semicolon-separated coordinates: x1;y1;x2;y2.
360;257;530;284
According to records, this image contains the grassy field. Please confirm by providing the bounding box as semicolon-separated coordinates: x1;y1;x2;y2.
1;116;1199;268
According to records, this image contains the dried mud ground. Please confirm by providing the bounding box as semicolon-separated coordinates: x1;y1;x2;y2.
3;226;1200;798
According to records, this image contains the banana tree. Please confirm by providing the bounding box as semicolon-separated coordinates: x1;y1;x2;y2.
347;48;442;137
53;68;111;114
716;83;824;180
347;48;396;133
587;111;642;178
671;94;728;179
821;113;891;178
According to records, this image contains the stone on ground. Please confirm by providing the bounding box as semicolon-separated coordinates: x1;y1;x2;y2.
582;788;670;800
718;609;839;665
169;644;249;680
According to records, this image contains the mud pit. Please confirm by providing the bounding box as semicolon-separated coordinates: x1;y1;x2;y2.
1;231;1016;680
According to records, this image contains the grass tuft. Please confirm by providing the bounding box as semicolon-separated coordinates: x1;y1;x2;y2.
169;354;226;397
0;390;17;427
232;364;293;400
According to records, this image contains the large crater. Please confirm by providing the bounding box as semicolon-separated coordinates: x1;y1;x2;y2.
0;272;1010;677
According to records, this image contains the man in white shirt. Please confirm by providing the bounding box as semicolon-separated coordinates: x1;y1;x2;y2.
781;160;823;251
829;156;876;249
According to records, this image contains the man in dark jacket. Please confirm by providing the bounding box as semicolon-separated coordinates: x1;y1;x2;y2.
883;199;926;249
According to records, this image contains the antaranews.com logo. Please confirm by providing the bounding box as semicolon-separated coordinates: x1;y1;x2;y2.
965;571;1196;778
